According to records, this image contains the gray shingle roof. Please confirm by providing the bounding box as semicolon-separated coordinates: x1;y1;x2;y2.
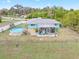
27;18;60;25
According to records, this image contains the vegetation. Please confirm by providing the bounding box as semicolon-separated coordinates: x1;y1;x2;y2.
0;4;79;32
0;25;79;59
0;41;79;59
0;17;2;23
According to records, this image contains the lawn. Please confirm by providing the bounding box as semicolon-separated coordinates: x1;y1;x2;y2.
15;24;27;28
0;28;79;59
0;40;79;59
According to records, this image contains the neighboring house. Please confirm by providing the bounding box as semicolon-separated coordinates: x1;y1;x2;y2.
26;18;61;37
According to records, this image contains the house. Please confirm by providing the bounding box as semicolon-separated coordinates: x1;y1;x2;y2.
26;18;61;37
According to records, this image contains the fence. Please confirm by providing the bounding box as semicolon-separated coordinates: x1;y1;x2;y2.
0;21;27;32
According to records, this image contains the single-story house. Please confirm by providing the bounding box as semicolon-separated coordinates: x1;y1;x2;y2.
26;18;61;37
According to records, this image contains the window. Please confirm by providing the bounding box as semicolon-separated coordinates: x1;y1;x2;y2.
54;23;58;26
51;28;55;33
31;24;36;26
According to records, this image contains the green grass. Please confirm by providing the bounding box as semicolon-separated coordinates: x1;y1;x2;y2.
15;24;27;28
0;20;7;24
0;41;79;59
0;27;79;59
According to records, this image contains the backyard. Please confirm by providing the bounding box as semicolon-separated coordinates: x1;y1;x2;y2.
0;0;79;59
0;40;79;59
0;15;79;59
0;28;79;59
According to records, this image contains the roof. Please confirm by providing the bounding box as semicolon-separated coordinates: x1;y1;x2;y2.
38;24;56;28
26;18;60;25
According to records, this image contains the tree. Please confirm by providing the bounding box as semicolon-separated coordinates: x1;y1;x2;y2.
0;8;8;16
0;16;2;23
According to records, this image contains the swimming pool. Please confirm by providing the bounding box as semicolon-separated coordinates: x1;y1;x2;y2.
10;28;24;33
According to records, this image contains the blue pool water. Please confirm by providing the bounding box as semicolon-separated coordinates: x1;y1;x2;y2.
10;28;24;33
